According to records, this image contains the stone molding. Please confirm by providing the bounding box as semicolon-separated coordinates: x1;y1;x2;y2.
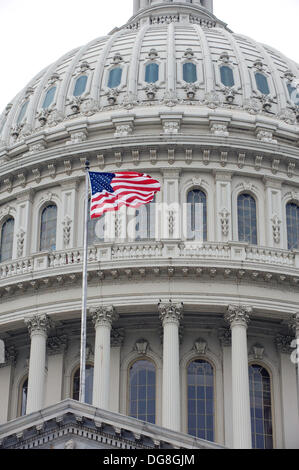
25;314;53;336
158;300;184;326
224;304;252;328
90;305;118;328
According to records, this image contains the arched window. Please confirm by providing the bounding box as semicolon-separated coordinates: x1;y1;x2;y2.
88;198;105;244
183;62;197;83
187;359;214;441
145;63;159;83
108;68;122;88
286;202;299;250
74;75;88;97
0;217;14;263
40;204;57;252
187;190;207;241
72;364;94;404
129;359;156;424
255;73;270;95
42;86;56;109
249;364;273;449
19;377;28;417
287;83;299;105
220;65;235;87
17;101;29;124
135;199;156;240
237;194;257;245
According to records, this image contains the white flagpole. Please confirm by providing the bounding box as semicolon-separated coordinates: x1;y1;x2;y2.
79;160;90;403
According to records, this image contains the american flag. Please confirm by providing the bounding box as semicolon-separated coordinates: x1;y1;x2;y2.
88;171;161;219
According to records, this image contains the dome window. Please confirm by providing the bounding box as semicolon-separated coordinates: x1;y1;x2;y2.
187;189;207;241
108;67;122;88
72;364;94;404
287;83;299;105
18;377;28;417
237;194;257;245
183;62;197;84
0;217;14;263
249;365;273;449
129;359;156;424
17;101;29;124
220;66;235;87
135;198;156;240
74;75;88;97
187;359;215;442
42;86;56;109
40;204;57;252
145;63;159;84
286;202;299;250
88;198;105;244
255;73;270;95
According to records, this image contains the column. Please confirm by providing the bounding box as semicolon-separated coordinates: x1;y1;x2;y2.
158;301;183;432
218;327;233;448
0;346;17;424
109;328;124;413
45;335;68;407
91;305;119;410
225;304;252;449
25;314;52;414
275;333;299;448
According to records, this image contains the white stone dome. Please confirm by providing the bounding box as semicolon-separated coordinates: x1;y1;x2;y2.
1;0;299;150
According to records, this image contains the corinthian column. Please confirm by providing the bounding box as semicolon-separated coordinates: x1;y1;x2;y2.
25;314;53;414
91;305;118;410
225;305;252;449
158;301;183;432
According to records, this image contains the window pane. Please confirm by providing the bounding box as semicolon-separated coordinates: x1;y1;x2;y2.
74;75;88;96
255;73;270;95
88;199;106;244
286;203;299;250
135;199;156;241
183;62;197;83
187;360;214;441
108;68;122;88
17;101;29;124
237;194;257;245
0;217;14;262
72;365;94;404
187;190;207;241
20;378;28;416
40;205;57;251
145;63;159;83
220;66;235;87
249;364;273;449
129;360;156;424
42;87;56;109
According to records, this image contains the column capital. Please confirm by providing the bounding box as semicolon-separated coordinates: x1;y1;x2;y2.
90;305;118;328
25;314;53;336
47;335;68;356
275;333;294;354
289;312;299;337
158;301;184;326
225;304;252;328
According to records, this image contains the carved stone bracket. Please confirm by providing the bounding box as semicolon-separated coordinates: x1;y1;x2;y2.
111;328;125;347
193;338;207;355
218;327;231;347
47;335;68;356
134;339;149;355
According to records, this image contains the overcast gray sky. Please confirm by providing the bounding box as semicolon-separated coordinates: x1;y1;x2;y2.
0;0;298;114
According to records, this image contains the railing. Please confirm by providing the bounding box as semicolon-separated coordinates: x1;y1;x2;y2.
0;241;298;280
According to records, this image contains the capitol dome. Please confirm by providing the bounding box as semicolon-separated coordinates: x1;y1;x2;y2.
0;0;299;451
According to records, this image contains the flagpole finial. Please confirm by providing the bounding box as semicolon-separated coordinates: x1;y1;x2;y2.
85;160;90;171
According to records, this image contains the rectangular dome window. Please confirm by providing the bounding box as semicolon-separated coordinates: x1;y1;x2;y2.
108;67;122;88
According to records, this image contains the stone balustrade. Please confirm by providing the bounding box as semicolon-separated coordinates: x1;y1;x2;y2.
0;241;298;281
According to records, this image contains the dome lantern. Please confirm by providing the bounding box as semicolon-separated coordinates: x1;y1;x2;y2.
133;0;214;16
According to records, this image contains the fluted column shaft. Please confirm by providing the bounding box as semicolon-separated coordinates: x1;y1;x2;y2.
25;314;52;414
159;302;183;432
225;305;252;449
91;306;118;410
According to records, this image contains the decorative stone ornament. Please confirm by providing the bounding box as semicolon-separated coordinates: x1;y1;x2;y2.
144;83;158;100
251;343;265;360
158;300;184;325
275;334;294;354
271;214;281;244
90;305;119;328
111;328;125;347
218;327;231;347
106;89;119;105
16;229;25;257
219;208;230;236
289;312;299;337
193;338;207;355
134;339;149;355
225;304;252;327
47;335;68;355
